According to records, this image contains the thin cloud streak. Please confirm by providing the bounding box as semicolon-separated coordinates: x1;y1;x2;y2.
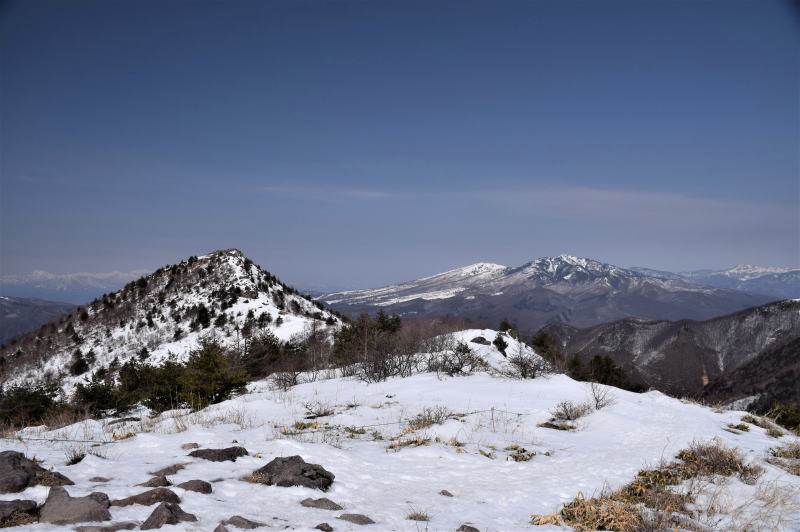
482;186;798;234
260;185;395;200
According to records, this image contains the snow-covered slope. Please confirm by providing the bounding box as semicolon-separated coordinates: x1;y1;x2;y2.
0;249;340;394
323;255;773;332
3;336;797;531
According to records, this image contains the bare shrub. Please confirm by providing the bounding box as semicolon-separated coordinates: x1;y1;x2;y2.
64;445;86;465
550;400;593;422
270;370;301;391
303;400;335;419
588;382;615;410
428;340;486;377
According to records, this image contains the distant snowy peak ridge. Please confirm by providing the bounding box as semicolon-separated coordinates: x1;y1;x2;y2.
684;265;799;280
0;249;341;392
323;255;774;332
325;254;689;306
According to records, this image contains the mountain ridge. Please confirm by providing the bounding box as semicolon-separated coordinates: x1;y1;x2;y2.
323;255;775;332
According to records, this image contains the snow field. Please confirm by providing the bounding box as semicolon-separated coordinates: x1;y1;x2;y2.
3;332;799;531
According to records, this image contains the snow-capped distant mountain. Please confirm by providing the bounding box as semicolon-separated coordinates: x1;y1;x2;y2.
323;255;774;333
0;249;340;393
1;269;151;304
680;266;800;299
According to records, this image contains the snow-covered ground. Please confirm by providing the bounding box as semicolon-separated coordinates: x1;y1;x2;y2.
3;333;799;531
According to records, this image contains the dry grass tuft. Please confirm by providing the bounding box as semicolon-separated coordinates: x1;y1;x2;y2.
727;423;750;432
239;473;270;484
387;436;432;450
557;492;645;531
534;439;765;531
770;440;800;460
406;406;452;431
406;509;430;521
677;439;762;484
537;421;575;431
767;441;800;475
1;510;37;527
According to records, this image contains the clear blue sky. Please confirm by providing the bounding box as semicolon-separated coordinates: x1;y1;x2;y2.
1;0;797;290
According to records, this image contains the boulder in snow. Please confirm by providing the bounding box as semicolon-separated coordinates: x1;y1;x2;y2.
137;476;171;487
301;497;343;510
189;446;248;462
177;479;212;493
248;455;334;491
38;487;111;525
0;451;73;493
110;488;179;507
140;502;197;530
220;515;267;528
338;513;375;525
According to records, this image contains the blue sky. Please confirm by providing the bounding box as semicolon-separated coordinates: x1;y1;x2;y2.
1;0;797;290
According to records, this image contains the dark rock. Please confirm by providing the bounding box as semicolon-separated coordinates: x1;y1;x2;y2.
89;477;111;483
176;479;212;494
148;464;185;477
0;499;37;526
180;443;200;450
221;515;267;529
213;525;230;532
439;489;454;497
140;502;197;530
249;456;334;491
470;336;491;345
301;497;343;510
74;523;137;532
110;488;179;507
137;476;171;487
337;514;375;525
189;446;248;462
457;525;480;532
39;487;111;525
315;524;334;532
0;451;73;493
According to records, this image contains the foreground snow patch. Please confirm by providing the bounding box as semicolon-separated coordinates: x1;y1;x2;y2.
3;371;799;531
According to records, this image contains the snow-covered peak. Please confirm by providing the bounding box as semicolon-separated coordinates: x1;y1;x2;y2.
1;250;341;394
422;262;508;280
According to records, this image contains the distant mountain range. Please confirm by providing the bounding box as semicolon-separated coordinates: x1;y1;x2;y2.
322;255;778;333
541;299;800;404
631;265;800;300
0;269;150;304
0;297;76;345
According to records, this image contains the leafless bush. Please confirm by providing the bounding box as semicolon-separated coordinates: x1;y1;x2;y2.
303;400;335;419
550;400;593;422
428;340;487;377
588;382;615;410
64;445;86;465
